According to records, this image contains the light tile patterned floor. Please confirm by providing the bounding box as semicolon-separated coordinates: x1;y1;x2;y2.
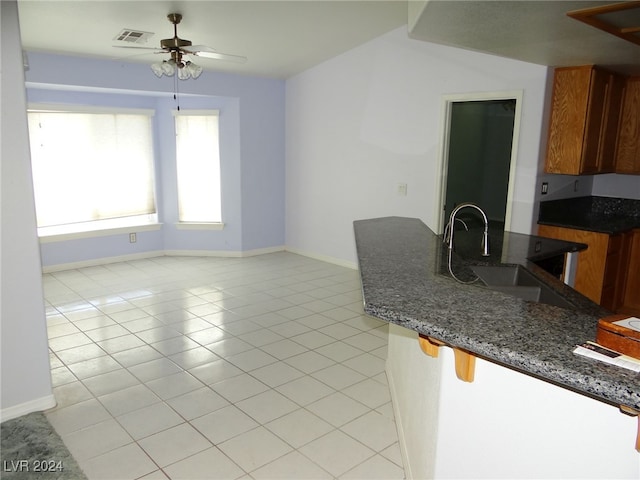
43;253;405;479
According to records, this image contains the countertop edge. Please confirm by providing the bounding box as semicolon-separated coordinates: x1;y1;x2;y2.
354;216;640;411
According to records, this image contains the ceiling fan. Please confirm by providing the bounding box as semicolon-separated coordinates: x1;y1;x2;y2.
115;13;247;80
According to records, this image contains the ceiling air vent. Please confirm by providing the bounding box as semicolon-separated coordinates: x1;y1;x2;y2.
113;29;153;44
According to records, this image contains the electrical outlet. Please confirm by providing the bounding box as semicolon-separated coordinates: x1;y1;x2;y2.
541;182;548;195
129;233;137;243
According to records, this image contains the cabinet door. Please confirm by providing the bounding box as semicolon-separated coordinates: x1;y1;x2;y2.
545;67;592;175
615;77;640;174
600;233;626;311
599;73;626;173
537;225;609;304
581;68;609;174
619;229;640;316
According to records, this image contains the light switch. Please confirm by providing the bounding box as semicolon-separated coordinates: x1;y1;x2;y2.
397;183;408;196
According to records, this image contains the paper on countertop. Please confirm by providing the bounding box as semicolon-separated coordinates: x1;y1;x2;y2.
613;317;640;333
573;341;640;373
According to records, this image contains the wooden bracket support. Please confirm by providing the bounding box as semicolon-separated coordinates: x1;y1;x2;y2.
418;334;476;382
453;348;476;382
418;335;443;358
619;405;640;452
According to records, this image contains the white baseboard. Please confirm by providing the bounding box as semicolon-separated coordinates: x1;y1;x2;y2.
386;361;412;480
0;394;57;422
284;247;358;270
241;246;286;257
164;245;285;258
42;251;164;273
41;245;361;272
43;247;287;272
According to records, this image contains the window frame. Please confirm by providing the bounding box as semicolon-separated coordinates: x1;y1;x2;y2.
172;109;225;229
27;103;161;242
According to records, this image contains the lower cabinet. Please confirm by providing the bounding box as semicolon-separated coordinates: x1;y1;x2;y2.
618;229;640;316
537;225;635;312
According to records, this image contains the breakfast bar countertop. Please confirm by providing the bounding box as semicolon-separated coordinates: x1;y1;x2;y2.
353;216;640;411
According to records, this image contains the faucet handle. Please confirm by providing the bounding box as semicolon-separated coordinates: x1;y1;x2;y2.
455;218;469;231
443;218;469;244
443;223;451;243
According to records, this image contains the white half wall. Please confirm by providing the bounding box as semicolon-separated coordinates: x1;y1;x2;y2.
1;0;55;420
387;324;640;479
285;27;549;265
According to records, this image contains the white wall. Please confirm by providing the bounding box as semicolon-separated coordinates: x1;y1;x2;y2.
434;346;639;479
387;324;640;479
24;51;285;269
285;27;549;265
387;324;442;479
1;0;55;420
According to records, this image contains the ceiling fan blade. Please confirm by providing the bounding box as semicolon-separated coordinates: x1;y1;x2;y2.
190;51;248;63
183;45;247;63
112;45;162;51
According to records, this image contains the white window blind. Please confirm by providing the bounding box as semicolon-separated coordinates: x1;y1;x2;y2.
28;108;156;229
175;112;221;223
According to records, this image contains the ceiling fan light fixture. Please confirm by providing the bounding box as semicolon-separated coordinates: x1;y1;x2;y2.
185;61;203;79
177;65;191;80
150;58;202;80
116;13;246;82
150;62;164;78
161;59;176;76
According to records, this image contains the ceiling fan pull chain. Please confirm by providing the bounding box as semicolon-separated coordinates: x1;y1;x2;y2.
174;72;180;111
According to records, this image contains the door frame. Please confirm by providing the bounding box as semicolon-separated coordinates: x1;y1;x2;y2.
434;90;524;234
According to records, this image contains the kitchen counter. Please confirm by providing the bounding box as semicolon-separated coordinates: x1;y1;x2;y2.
354;216;640;410
539;196;640;234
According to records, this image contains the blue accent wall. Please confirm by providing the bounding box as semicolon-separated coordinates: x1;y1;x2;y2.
25;52;285;266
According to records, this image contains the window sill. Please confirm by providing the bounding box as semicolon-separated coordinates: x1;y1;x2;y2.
39;222;162;243
175;222;225;231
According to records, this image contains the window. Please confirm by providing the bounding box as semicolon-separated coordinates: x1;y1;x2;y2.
174;111;222;224
27;106;157;236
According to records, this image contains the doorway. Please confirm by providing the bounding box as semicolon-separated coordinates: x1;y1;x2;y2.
436;91;522;234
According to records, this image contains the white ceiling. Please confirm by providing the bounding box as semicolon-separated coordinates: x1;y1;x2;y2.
410;1;640;76
16;1;408;79
16;1;640;80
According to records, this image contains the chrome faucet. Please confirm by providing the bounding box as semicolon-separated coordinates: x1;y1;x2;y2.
444;203;490;257
443;217;469;242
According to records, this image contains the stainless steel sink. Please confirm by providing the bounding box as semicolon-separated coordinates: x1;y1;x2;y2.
470;265;575;309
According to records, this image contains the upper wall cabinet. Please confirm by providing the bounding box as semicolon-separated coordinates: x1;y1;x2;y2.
615;77;640;174
545;65;625;175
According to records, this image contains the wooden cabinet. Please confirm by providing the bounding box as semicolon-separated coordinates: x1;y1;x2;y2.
618;229;640;316
545;66;625;175
615;77;640;174
538;225;630;311
600;232;627;311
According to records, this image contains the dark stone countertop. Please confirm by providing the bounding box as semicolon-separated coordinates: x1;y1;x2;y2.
354;216;640;410
539;196;640;234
